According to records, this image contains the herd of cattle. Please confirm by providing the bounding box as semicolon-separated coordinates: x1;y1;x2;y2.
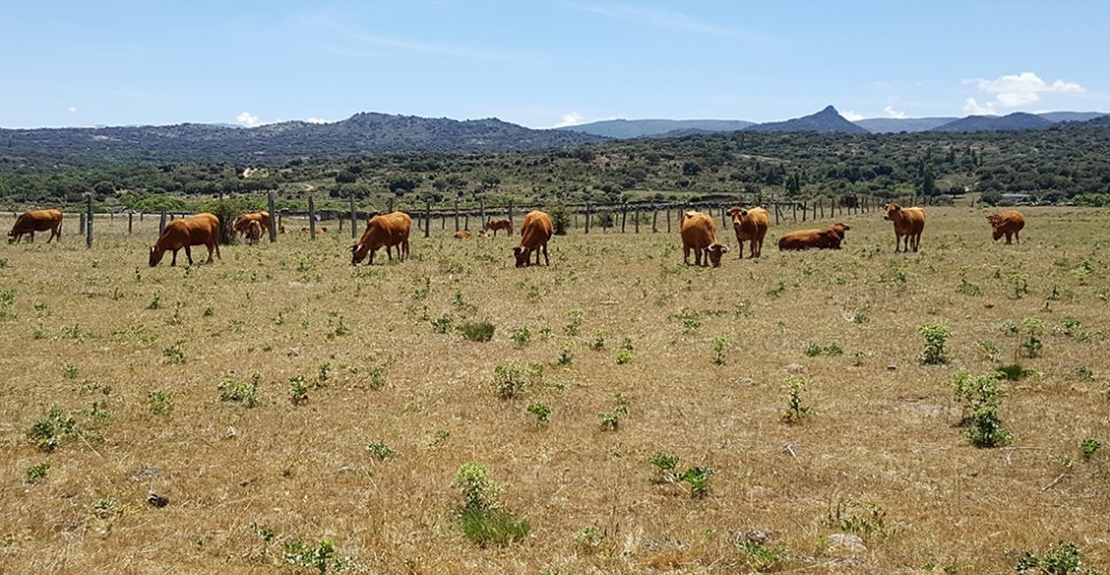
6;204;1027;268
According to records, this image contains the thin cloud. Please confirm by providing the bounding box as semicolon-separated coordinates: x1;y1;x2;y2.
842;110;864;122
565;2;768;42
297;11;524;63
306;117;330;124
964;71;1085;111
964;97;995;116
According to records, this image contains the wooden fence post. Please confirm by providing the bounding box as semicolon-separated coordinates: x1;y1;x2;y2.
85;194;93;249
479;198;486;227
507;201;513;229
666;207;671;234
620;203;627;233
308;196;316;240
349;195;357;238
652;206;658;233
634;205;640;233
424;199;431;238
388;197;395;213
159;209;166;234
266;190;277;241
454;197;460;232
79;213;86;235
128;212;133;234
585;202;591;234
775;204;782;225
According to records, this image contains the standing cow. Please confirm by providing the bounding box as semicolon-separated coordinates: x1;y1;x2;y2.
351;211;412;265
987;210;1025;244
232;211;271;238
149;213;221;267
513;211;553;267
245;220;263;245
680;211;729;267
8;209;63;243
484;218;513;237
728;206;769;259
884;202;926;253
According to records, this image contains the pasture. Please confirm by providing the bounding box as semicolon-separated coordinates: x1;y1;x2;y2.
1;206;1108;574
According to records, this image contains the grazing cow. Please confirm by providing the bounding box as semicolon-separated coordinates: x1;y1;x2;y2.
484;218;513;237
884;202;926;253
351;211;412;265
778;222;851;251
8;209;63;243
513;210;554;267
245;220;263;245
149;213;221;267
680;211;729;267
987;210;1025;244
454;230;472;239
279;225;289;234
232;211;271;238
728;206;769;259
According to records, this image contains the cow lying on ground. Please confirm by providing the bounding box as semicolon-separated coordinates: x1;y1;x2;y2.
778;222;851;251
9;209;63;243
351;211;412;265
728;206;769;259
484;218;513;237
987;210;1025;244
454;230;471;239
514;211;553;267
680;211;729;267
149;213;221;266
884;202;926;253
232;211;271;238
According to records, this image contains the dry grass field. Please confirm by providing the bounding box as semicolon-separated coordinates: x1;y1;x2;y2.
1;206;1108;574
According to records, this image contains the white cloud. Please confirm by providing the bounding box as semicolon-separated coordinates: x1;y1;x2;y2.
306;117;330;124
68;106;77;114
551;112;586;128
883;105;907;119
963;97;996;116
841;110;864;122
236;112;262;127
965;71;1085;112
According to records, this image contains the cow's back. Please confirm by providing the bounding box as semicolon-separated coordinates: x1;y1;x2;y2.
520;211;553;248
681;212;716;248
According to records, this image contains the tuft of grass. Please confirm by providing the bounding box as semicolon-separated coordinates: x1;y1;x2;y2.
26;408;80;452
458;320;495;342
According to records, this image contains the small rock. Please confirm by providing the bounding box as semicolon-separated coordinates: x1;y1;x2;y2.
886;364;897;371
225;426;238;439
825;533;866;556
745;529;775;544
288;347;301;357
729;377;755;386
785;363;806;374
146;492;169;508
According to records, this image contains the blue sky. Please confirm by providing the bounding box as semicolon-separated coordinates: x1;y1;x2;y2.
2;1;1107;129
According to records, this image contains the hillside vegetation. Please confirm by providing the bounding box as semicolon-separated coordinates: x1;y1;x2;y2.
4;119;1110;213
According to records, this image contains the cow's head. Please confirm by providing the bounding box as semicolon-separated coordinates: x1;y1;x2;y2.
729;206;747;224
6;230;16;243
513;246;530;268
883;202;901;221
350;243;368;265
986;214;1002;226
148;246;164;267
706;243;729;267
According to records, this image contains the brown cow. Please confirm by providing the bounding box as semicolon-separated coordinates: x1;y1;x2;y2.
778;222;851;251
987;210;1025;244
245;220;263;245
884;202;926;253
513;211;554;267
8;209;63;243
351;211;412;265
149;213;221;267
680;211;729;267
232;211;271;238
454;230;472;239
484;218;513;237
728;206;769;259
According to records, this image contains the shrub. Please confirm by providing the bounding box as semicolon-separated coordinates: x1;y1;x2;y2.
458;320;495;342
25;462;50;484
918;323;951;365
218;372;261;408
950;369;1011;448
781;378;813;424
366;442;395;461
526;403;551;424
493;362;544;400
1017;541;1105;575
27;408;80;452
451;462;530;547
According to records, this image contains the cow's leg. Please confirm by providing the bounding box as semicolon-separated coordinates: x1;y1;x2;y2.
1014;231;1019;244
170;249;179;266
754;239;762;258
213;240;221;260
205;243;215;263
541;244;549;266
683;246;691;265
184;246;194;266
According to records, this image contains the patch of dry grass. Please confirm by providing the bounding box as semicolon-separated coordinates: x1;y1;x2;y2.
1;207;1108;574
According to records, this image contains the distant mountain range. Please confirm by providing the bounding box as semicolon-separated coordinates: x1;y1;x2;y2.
2;106;1108;168
559;107;1109;137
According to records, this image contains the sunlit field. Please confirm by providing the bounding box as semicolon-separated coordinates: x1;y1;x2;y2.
1;206;1108;574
